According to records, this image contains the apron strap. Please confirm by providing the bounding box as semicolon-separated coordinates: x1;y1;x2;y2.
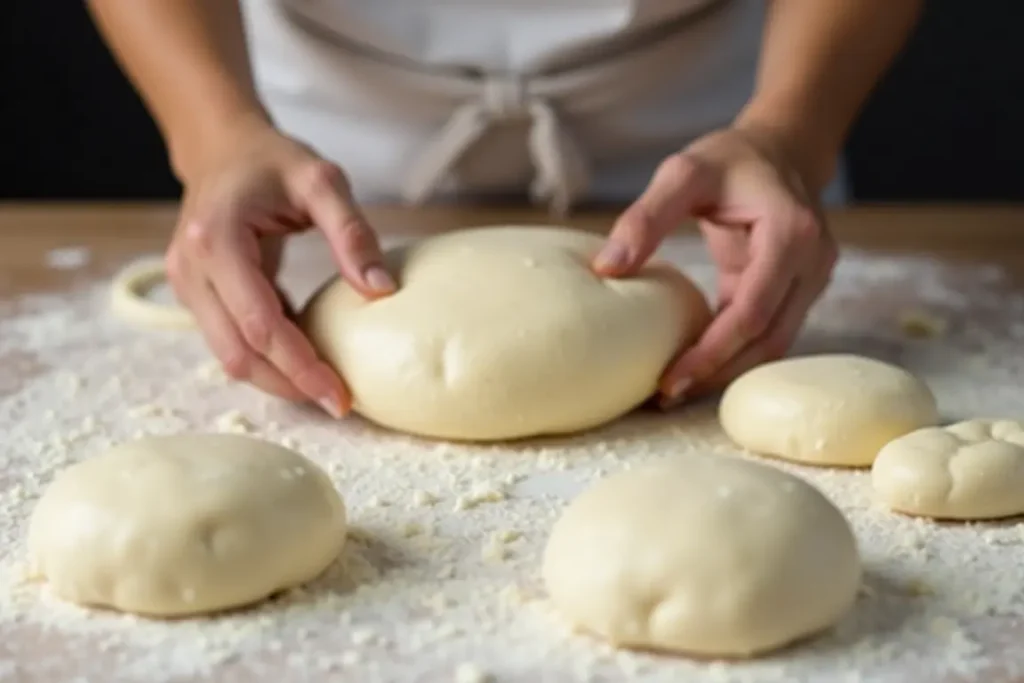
401;76;590;216
283;0;746;212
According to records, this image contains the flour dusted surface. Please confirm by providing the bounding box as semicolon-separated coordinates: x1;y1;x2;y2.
2;232;1024;682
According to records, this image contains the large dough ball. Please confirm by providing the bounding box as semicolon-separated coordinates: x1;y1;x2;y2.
542;456;861;658
28;434;346;617
300;226;710;441
872;419;1024;520
719;354;939;467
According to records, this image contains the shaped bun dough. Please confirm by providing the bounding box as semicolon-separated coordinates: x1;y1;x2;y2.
542;455;861;658
719;354;939;467
872;419;1024;520
28;434;346;617
300;226;711;441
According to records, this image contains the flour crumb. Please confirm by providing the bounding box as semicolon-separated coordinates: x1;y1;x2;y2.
498;584;526;606
60;372;84;395
495;530;522;544
502;472;525;486
898;308;949;339
45;246;91;270
128;403;164;419
195;360;227;383
214;410;256;434
412;490;440;507
455;662;492;683
454;483;507;511
402;522;425;538
905;578;934;596
481;540;509;563
350;627;377;646
424;592;451;615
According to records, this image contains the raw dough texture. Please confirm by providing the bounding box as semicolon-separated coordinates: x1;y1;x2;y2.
542;455;861;658
719;354;939;467
872;419;1024;520
300;226;710;441
28;434;346;617
110;258;196;330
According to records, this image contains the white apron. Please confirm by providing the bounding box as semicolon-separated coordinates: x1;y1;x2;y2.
240;0;847;211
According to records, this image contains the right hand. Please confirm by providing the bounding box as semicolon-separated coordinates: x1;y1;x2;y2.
166;121;396;418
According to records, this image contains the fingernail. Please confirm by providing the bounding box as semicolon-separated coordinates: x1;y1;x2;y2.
668;377;692;400
364;266;396;294
317;395;344;420
658;394;684;411
593;241;629;274
655;377;692;411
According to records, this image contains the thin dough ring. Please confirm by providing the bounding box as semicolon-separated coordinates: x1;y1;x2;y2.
110;258;196;330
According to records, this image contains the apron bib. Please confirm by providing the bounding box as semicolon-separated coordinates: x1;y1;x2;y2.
241;0;778;211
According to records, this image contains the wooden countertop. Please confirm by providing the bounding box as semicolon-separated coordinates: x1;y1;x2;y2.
1;202;1021;299
2;201;1024;683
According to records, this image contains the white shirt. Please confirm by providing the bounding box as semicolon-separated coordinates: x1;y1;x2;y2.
241;0;846;209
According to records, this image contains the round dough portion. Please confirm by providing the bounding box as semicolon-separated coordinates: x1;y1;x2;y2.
872;419;1024;520
719;354;939;467
300;226;710;441
542;455;861;658
110;259;196;330
28;434;346;617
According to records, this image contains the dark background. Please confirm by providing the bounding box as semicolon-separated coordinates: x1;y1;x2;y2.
1;1;1022;202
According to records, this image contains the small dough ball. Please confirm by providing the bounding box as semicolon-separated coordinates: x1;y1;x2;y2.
719;354;938;467
542;456;861;658
28;434;346;617
300;226;710;441
872;419;1024;520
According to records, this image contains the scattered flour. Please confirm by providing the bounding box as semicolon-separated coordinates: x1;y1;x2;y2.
44;247;91;271
2;232;1024;682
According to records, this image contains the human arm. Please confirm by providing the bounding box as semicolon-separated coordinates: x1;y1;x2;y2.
734;0;925;194
592;0;925;404
87;0;397;416
87;0;267;181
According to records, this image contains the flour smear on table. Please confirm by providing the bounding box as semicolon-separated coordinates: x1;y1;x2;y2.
2;232;1024;683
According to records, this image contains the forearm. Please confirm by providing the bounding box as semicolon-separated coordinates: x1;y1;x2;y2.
87;0;272;181
735;0;924;193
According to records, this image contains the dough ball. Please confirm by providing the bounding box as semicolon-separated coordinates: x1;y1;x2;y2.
300;226;710;441
719;354;938;467
542;456;861;658
872;419;1024;520
28;434;346;617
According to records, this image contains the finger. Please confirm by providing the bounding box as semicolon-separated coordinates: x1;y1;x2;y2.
292;160;396;299
200;226;353;418
593;154;717;277
688;265;831;397
184;276;308;402
700;222;748;308
657;215;805;402
657;277;797;409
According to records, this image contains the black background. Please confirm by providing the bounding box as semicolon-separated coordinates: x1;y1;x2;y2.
1;1;1022;202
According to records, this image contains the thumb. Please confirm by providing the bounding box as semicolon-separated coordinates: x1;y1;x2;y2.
592;154;717;277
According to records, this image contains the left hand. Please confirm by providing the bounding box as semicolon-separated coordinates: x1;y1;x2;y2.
591;125;838;407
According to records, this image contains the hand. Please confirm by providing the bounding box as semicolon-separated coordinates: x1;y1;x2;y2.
166;121;396;417
591;125;838;406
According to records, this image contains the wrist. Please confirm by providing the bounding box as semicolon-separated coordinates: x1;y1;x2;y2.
733;99;843;198
167;101;274;184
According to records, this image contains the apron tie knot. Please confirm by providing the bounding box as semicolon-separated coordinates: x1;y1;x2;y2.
480;76;529;120
401;77;589;216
